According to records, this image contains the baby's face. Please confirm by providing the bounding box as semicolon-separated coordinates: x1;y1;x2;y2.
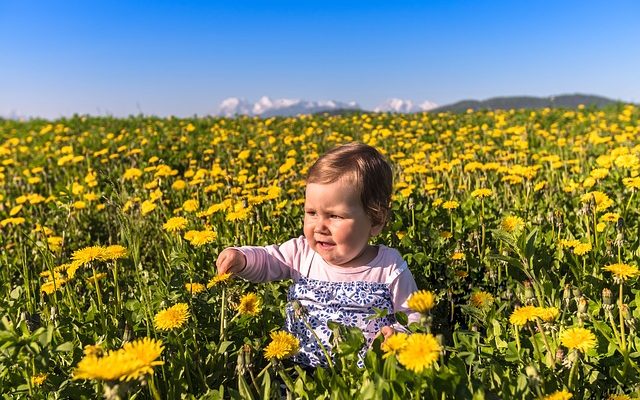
303;179;382;268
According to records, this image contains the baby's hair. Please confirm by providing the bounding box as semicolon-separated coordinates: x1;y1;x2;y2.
306;142;392;226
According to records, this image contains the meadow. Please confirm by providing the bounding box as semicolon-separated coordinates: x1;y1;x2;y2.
0;105;639;399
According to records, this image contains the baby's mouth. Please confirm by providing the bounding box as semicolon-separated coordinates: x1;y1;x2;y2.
316;240;335;249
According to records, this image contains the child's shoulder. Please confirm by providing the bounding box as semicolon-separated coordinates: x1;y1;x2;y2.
374;245;407;268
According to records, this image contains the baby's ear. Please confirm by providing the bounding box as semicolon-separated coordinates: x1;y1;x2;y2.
370;223;384;237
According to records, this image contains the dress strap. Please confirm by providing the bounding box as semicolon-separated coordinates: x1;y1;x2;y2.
386;260;409;284
300;249;316;278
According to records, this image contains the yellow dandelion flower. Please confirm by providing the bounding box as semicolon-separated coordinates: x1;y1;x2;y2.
71;246;105;265
185;282;206;295
534;181;547;192
471;188;492;198
237;293;262;316
0;217;26;227
83;344;103;357
608;394;631;400
122;168;143;181
381;332;408;359
207;273;233;288
397;333;441;373
182;199;199;212
470;291;494;309
41;278;67;294
559;326;596;353
573;242;592;256
623;177;640;190
163;216;188;232
73;337;164;382
119;337;165;379
31;373;47;386
454;270;468;278
603;263;639;282
615;154;639;169
451;252;466;260
172;179;187;190
141;200;156;215
440;231;452;239
580;191;613;212
102;245;127;261
600;212;620;222
442;200;459;210
407;290;436;313
501;215;524;234
184;229;217;246
543;390;573;400
539;307;560;322
154;303;190;331
264;331;300;360
509;305;542;326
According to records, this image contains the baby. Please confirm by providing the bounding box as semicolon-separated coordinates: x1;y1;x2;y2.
216;142;420;367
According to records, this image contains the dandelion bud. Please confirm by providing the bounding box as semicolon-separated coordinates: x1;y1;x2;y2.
524;280;536;305
555;347;564;363
235;349;246;375
122;323;132;343
572;286;582;301
291;300;306;318
525;365;540;385
615;232;624;248
242;344;253;369
436;334;445;348
616;217;624;232
50;306;58;322
602;288;614;310
408;197;415;210
621;304;632;321
563;284;572;307
577;297;589;319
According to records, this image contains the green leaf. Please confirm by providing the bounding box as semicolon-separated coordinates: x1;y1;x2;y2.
55;342;74;352
237;374;255;400
217;340;233;354
261;370;271;400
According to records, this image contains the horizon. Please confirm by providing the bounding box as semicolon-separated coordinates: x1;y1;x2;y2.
2;1;639;119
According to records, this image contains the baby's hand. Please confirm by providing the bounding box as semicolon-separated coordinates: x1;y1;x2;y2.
216;248;247;275
380;326;396;341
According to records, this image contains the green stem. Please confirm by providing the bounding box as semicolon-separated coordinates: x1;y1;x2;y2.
568;355;578;390
301;317;335;373
148;375;162;400
619;281;626;353
535;319;555;367
112;261;121;316
527;324;544;363
219;287;227;342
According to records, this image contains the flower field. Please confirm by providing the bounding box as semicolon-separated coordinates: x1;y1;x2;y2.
1;105;640;399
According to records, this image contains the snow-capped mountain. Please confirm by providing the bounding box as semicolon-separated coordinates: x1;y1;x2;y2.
216;96;360;117
216;96;438;117
374;98;438;113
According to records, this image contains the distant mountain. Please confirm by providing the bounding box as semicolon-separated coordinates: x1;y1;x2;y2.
216;96;360;117
215;96;440;117
431;94;624;113
374;98;438;113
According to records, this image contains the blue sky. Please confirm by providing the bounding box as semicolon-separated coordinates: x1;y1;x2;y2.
1;1;639;119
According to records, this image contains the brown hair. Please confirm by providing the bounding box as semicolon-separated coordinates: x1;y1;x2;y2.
306;142;392;226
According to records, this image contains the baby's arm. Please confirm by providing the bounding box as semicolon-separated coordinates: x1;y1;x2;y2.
215;237;304;283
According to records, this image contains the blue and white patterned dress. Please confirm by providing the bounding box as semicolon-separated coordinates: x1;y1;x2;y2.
284;252;399;368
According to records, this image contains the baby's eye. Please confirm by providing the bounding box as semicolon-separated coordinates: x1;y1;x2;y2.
305;210;317;216
330;214;342;219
